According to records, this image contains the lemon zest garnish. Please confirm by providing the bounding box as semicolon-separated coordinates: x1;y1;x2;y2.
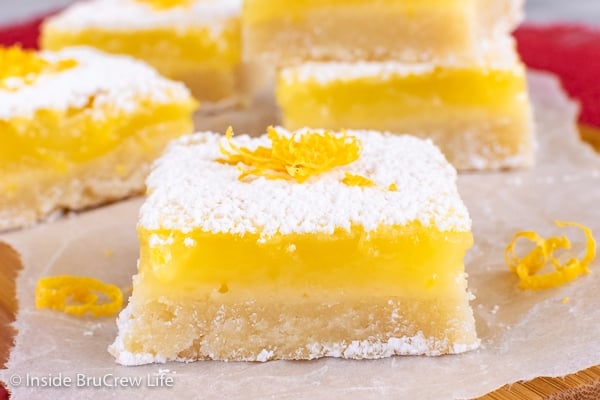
342;172;376;187
505;221;596;290
135;0;192;10
388;183;398;192
218;126;361;183
35;276;123;317
562;297;570;304
0;46;77;90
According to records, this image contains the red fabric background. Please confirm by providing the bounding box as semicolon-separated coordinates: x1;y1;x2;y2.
515;24;600;129
0;381;8;400
0;14;48;49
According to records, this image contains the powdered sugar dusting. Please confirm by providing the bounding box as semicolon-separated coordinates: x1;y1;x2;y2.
342;335;434;358
109;303;169;366
266;334;478;362
183;237;197;247
139;128;471;236
280;59;524;85
0;47;192;119
281;62;436;85
44;0;241;36
279;36;522;85
255;349;274;362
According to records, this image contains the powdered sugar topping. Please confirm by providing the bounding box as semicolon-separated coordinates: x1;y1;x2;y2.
280;59;524;85
139;128;471;236
44;0;241;35
0;47;192;119
280;36;522;85
280;62;436;85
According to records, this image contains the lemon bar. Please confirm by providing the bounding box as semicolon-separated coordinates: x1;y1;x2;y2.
277;57;534;170
243;0;523;64
110;127;478;365
41;0;243;103
0;46;196;230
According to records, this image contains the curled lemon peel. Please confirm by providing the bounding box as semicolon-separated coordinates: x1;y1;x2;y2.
0;46;77;90
135;0;192;10
35;276;123;317
505;221;596;290
342;172;376;187
218;126;361;183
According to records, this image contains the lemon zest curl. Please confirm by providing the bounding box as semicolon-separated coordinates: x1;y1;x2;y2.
218;126;361;183
342;172;375;187
35;276;123;317
505;221;596;290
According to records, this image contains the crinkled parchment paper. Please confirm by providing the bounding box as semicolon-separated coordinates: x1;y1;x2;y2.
1;72;599;400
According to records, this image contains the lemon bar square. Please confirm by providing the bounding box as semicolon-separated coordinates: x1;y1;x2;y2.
42;0;243;103
110;127;479;365
277;56;534;170
243;0;523;64
0;46;196;230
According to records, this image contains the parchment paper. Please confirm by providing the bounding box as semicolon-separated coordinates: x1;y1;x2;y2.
1;72;599;400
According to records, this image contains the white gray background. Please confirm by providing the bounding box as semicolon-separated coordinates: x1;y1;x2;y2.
0;0;598;25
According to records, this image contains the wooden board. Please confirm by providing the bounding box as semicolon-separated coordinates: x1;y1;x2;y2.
580;125;600;153
478;366;600;400
0;242;21;400
0;242;20;370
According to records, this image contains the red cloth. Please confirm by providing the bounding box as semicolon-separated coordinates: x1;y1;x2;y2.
0;14;47;49
0;382;9;400
0;16;598;125
515;24;600;128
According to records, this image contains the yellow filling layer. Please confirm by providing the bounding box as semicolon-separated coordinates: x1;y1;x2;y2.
0;99;196;169
41;24;241;76
135;0;192;10
136;222;473;300
278;67;525;129
244;0;471;23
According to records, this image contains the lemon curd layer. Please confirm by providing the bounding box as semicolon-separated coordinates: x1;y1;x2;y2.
277;61;534;170
42;0;243;102
0;47;196;230
0;102;192;165
244;0;469;23
110;128;478;365
243;0;523;64
136;224;473;299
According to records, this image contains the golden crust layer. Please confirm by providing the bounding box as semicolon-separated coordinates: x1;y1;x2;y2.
111;294;479;364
